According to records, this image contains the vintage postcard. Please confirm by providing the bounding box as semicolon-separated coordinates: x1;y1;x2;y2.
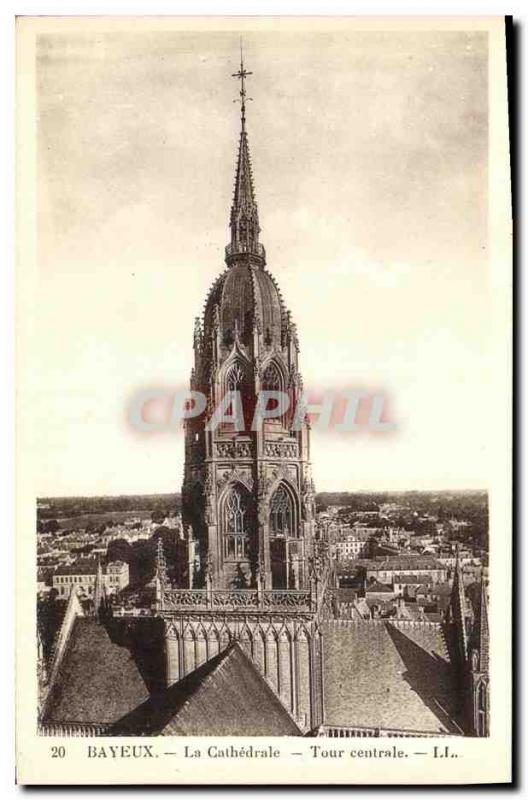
16;16;512;784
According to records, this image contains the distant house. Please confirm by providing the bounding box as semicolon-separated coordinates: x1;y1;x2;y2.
333;527;373;559
52;559;129;599
365;580;395;601
339;555;447;586
393;573;436;597
415;582;455;613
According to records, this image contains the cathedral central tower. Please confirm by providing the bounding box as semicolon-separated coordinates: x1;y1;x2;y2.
182;51;316;591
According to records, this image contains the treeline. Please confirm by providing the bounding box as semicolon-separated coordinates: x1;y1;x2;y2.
316;490;488;516
316;490;488;550
37;493;181;520
38;489;487;522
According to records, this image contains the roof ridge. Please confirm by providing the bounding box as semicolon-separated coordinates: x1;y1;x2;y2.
230;642;303;732
176;644;238;712
167;642;302;735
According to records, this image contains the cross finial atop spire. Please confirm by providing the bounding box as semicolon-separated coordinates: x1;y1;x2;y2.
232;38;253;130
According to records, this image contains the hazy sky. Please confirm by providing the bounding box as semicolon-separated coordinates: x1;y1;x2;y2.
35;27;489;495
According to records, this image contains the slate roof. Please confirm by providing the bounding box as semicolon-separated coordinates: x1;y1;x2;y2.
54;559;102;576
365;581;394;593
322;620;460;734
341;556;445;572
43;614;461;736
113;643;301;737
160;644;301;736
393;573;434;585
44;621;301;736
336;588;359;603
43;617;163;725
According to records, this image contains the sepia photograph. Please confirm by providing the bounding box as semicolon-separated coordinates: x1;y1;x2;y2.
15;15;512;785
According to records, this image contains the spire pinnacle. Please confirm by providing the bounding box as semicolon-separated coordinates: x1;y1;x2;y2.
93;557;106;621
449;544;468;664
156;536;168;587
472;578;489;673
226;43;265;267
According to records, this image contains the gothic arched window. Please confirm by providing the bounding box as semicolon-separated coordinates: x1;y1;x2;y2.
262;361;282;392
261;361;286;427
226;362;246;392
222;361;252;432
269;484;295;537
222;486;250;560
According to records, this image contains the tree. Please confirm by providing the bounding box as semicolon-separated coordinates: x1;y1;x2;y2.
130;540;157;586
37;593;65;660
151;509;166;525
107;538;133;565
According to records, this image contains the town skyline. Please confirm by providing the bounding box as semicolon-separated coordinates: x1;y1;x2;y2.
37;487;488;500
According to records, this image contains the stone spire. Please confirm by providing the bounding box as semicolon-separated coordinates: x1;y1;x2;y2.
472;579;489;673
93;558;106;620
183;42;314;595
155;536;168;609
466;577;490;736
156;536;168;586
449;545;468;667
226;44;264;266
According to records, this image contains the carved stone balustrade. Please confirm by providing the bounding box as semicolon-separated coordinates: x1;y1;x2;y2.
161;587;313;614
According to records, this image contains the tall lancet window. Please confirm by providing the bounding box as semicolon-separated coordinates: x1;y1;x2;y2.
270;485;295;537
262;361;285;427
223;486;250;560
227;363;246;392
262;362;281;391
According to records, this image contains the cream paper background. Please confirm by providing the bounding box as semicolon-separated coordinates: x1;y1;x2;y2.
16;15;512;785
